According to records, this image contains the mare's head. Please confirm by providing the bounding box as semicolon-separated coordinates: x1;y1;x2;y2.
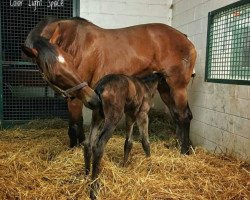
22;33;100;108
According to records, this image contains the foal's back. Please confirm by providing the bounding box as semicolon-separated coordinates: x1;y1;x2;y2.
94;74;158;114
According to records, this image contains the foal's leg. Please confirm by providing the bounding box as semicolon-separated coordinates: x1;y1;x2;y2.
67;99;84;147
90;114;122;200
136;112;150;157
123;114;136;166
84;109;103;176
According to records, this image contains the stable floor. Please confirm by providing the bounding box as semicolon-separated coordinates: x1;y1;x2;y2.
0;112;249;200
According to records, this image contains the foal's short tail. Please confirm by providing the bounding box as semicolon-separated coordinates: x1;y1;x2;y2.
140;72;165;84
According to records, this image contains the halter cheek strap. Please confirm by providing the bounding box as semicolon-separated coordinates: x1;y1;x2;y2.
64;82;88;94
41;73;88;98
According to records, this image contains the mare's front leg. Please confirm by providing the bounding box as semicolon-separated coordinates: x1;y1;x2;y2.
158;80;192;154
67;99;84;147
123;114;136;166
136;111;150;157
157;80;181;139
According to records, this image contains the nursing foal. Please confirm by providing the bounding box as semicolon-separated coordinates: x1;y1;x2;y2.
85;73;162;199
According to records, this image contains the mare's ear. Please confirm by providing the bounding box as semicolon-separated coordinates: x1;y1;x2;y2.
21;45;38;58
49;23;61;44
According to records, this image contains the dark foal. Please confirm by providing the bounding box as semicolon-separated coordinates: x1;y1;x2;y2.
84;73;162;199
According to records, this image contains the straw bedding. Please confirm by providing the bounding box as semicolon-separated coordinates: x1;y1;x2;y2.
0;111;249;200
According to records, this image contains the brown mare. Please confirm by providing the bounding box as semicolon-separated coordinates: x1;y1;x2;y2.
24;32;161;198
22;17;196;155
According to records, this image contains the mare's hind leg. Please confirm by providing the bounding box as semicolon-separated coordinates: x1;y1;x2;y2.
158;79;192;154
123;114;136;166
67;99;84;147
136;111;150;157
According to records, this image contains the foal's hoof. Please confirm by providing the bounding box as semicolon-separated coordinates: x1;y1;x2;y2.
69;142;78;148
90;187;98;200
90;192;97;200
181;147;190;155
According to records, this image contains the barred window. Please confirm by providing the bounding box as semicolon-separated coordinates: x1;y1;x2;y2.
205;0;250;85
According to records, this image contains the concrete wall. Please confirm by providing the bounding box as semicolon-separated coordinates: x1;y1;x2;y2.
80;0;172;28
172;0;250;160
79;0;172;123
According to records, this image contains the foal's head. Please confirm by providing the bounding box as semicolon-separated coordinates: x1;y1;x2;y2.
22;36;100;108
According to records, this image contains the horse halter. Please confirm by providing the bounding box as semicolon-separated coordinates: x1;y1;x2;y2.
41;73;88;99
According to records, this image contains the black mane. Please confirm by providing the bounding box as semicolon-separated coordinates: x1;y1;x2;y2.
25;16;92;48
24;16;93;80
25;16;59;48
34;36;58;64
72;16;91;24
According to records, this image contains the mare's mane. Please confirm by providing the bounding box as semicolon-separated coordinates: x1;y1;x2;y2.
24;17;92;79
25;17;59;48
32;37;58;80
25;16;91;48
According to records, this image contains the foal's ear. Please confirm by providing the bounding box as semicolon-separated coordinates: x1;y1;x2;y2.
49;23;61;44
21;45;38;58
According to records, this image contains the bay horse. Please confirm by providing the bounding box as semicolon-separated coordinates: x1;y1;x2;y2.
22;17;196;155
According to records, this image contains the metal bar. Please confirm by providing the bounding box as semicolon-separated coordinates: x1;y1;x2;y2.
2;61;35;66
0;5;3;127
205;12;212;82
210;0;249;17
73;0;80;17
206;78;250;85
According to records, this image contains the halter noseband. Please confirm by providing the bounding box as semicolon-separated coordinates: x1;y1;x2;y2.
41;73;88;98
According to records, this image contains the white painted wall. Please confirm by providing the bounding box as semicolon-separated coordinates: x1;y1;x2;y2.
172;0;250;160
79;0;172;124
80;0;172;28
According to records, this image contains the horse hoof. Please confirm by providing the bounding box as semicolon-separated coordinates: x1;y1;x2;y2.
181;147;190;155
69;142;77;148
90;191;97;200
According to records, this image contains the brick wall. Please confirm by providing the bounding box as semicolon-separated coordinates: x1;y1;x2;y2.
172;0;250;160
